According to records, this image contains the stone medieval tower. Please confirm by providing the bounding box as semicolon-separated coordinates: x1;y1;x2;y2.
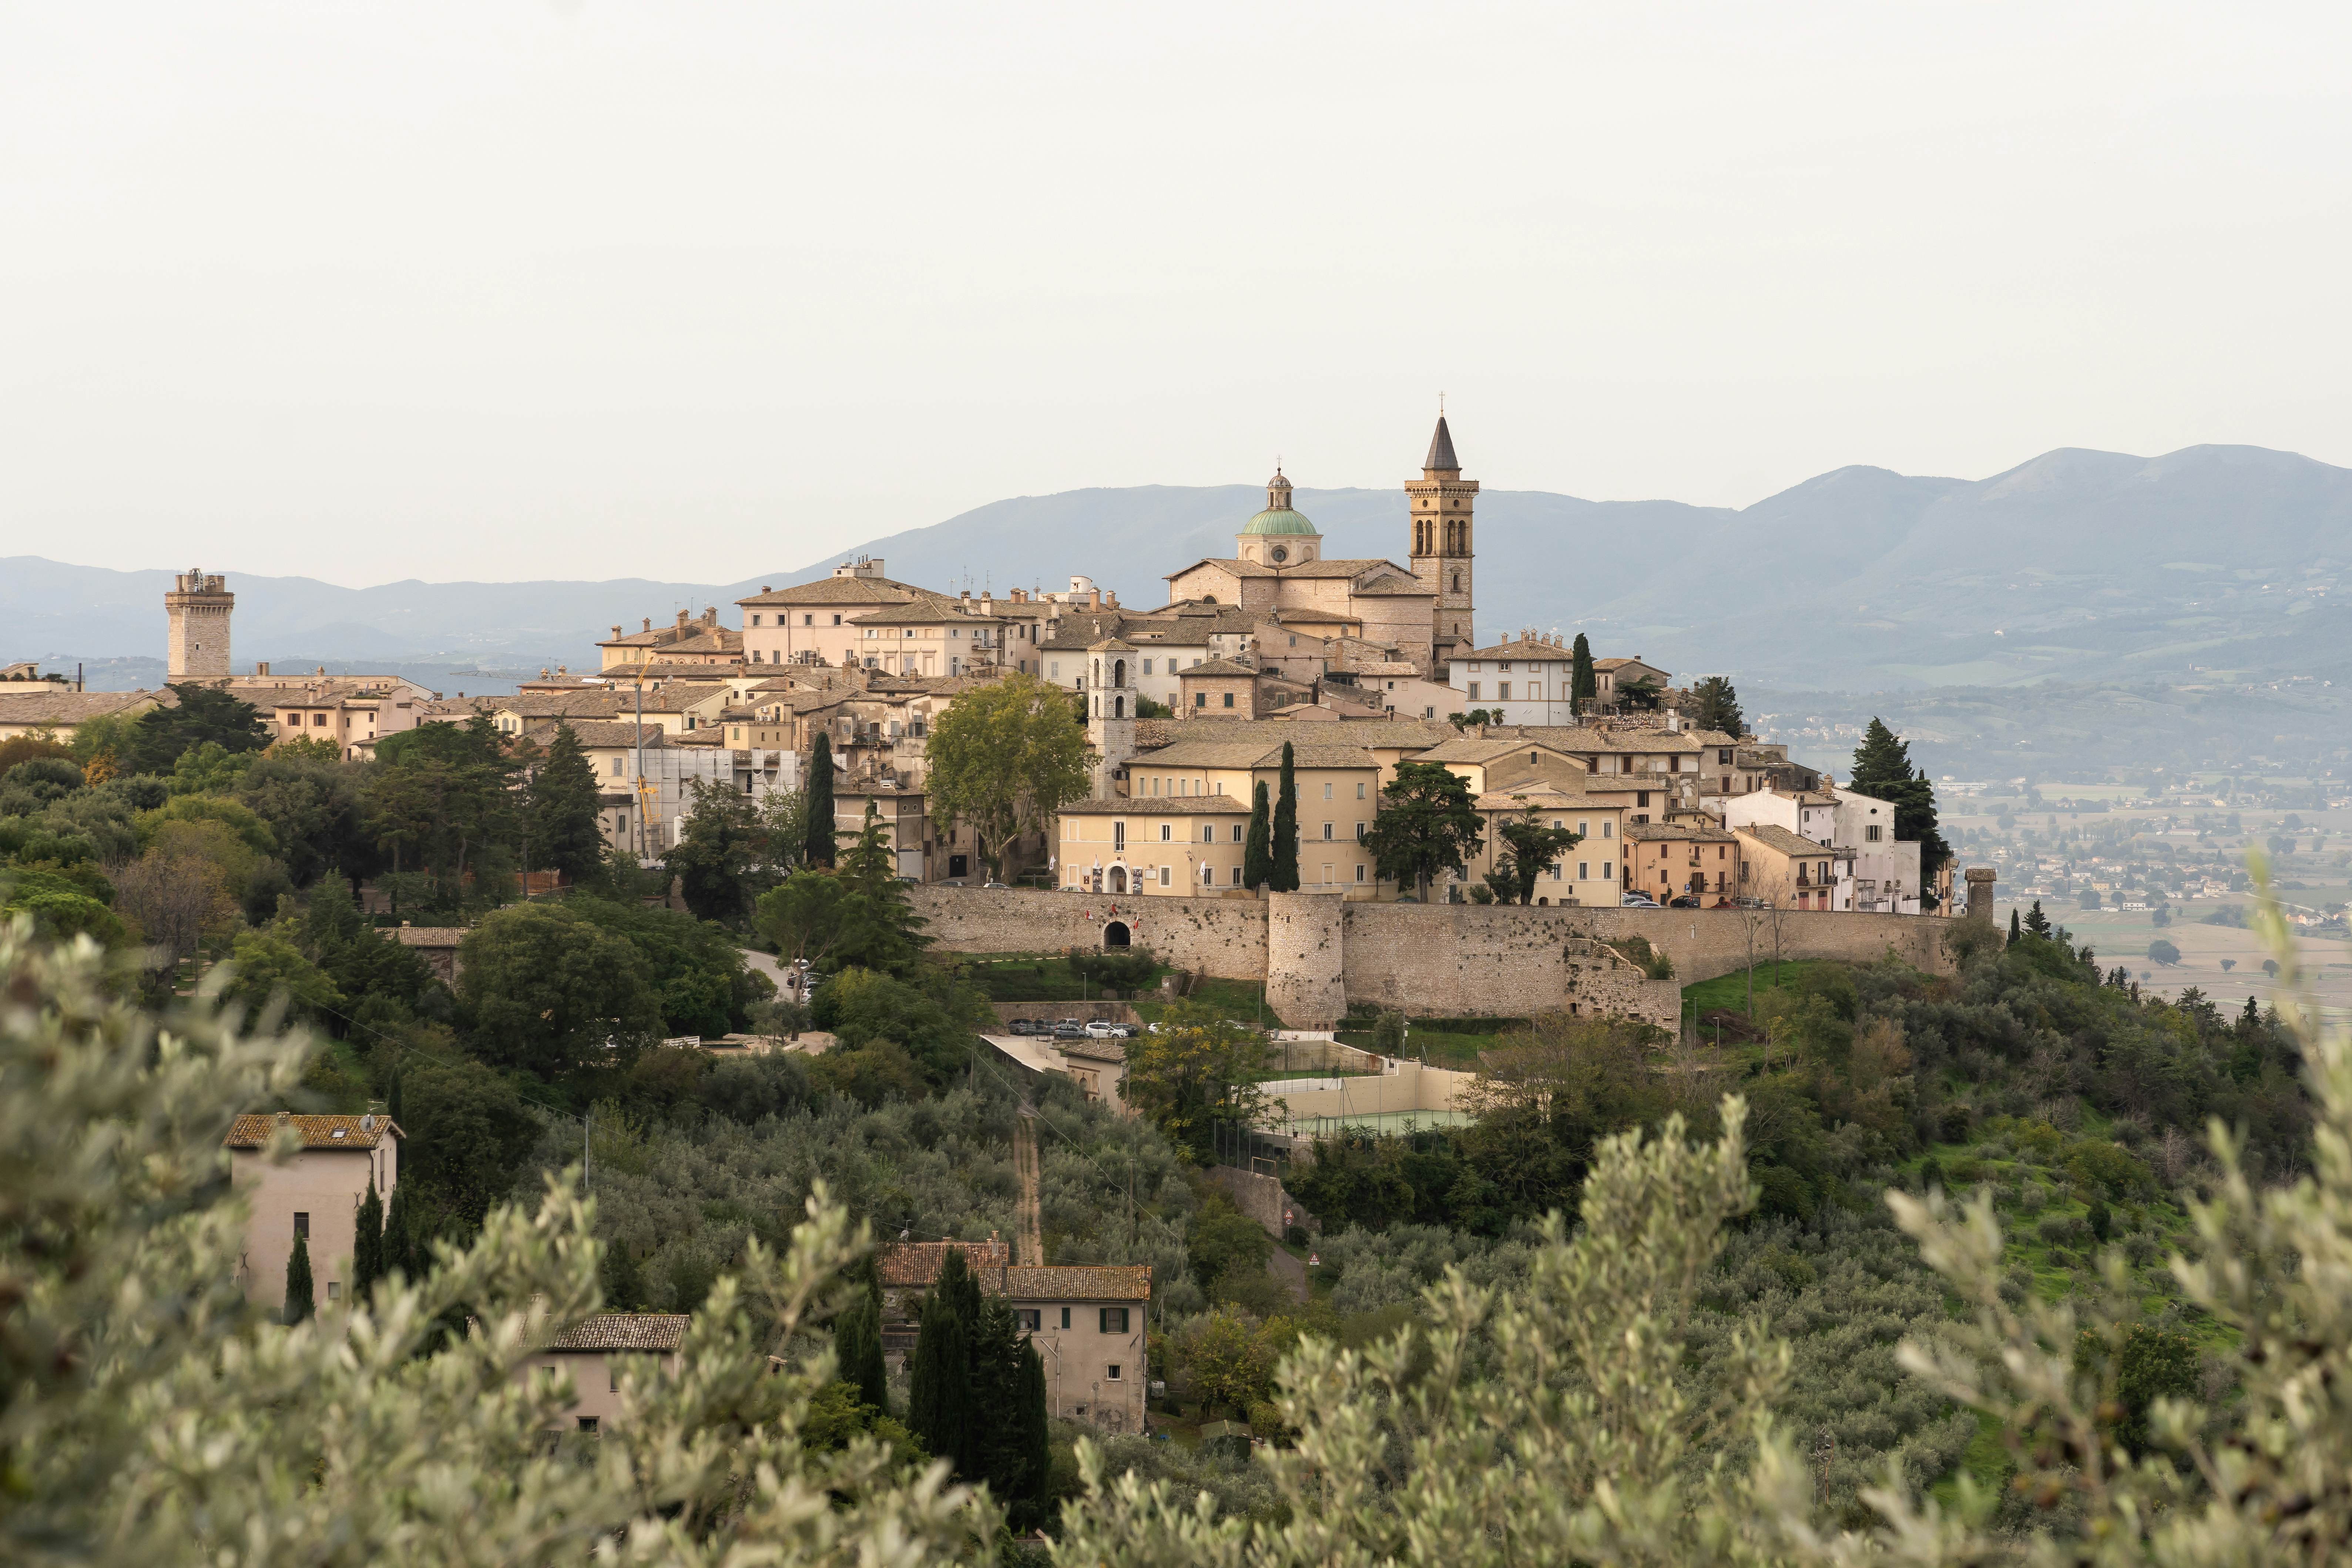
1085;636;1138;798
165;568;234;679
1406;415;1477;673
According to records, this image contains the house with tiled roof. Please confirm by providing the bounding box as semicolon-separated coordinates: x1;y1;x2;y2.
735;560;971;673
523;1312;691;1434
0;687;166;743
1461;782;1630;907
876;1238;1151;1435
1623;817;1743;908
1733;823;1854;911
597;607;744;675
224;1111;402;1315
848;598;1006;680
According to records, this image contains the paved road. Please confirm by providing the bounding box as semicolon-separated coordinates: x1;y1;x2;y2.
739;948;793;996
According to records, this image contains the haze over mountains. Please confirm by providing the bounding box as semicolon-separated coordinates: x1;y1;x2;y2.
11;443;2349;695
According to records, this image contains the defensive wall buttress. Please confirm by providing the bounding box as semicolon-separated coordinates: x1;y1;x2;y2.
910;886;1957;1030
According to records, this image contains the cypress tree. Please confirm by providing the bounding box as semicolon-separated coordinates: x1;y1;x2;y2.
528;722;607;882
2009;907;2021;945
351;1177;384;1304
2025;899;2051;938
906;1284;972;1472
284;1232;315;1324
382;1181;414;1281
1570;633;1596;714
971;1297;1026;1500
833;1289;889;1412
805;732;837;868
1269;742;1299;893
1013;1337;1050;1527
1242;780;1273;891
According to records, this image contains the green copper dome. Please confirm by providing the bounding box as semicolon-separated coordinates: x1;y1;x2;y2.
1240;468;1319;535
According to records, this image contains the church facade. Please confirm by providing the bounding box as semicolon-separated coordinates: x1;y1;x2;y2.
1162;417;1476;677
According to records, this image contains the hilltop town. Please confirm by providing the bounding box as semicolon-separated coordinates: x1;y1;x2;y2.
1;417;1948;918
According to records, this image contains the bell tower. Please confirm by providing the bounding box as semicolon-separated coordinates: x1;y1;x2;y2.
165;568;234;680
1406;414;1476;672
1085;637;1138;798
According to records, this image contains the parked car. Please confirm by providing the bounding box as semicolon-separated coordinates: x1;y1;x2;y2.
1620;892;1661;908
1083;1020;1121;1039
1052;1020;1085;1039
1668;896;1699;909
983;880;1010;889
1007;1018;1036;1035
938;879;966;888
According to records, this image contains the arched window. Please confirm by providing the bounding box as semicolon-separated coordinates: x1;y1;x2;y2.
1114;694;1125;718
1113;659;1126;687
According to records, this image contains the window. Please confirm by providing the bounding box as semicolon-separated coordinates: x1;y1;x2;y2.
1636;792;1650;808
1604;862;1614;879
1356;781;1366;799
1202;863;1214;884
832;614;841;625
611;1365;620;1392
1159;866;1170;886
752;614;762;626
1232;825;1244;842
1529;684;1542;700
1499;662;1511;672
1602;822;1613;838
293;1212;309;1238
1061;1307;1071;1329
1016;1309;1041;1332
1100;1307;1128;1333
1579;862;1589;879
1866;825;1883;842
1467;683;1480;699
312;713;326;725
1322;783;1333;800
1051;662;1060;679
1355;863;1366;882
1160;823;1171;841
1222;692;1234;708
1202;824;1214;842
1142;659;1153;675
804;614;814;626
1106;1364;1123;1381
1195;692;1207;707
328;1281;341;1300
578;1417;599;1435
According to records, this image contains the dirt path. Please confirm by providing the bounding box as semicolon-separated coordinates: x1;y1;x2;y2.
1268;1246;1309;1304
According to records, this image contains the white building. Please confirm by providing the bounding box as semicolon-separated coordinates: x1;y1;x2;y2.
1830;786;1923;914
1449;634;1583;724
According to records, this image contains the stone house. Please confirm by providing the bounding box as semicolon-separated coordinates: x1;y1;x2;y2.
0;688;164;743
849;600;1006;679
876;1240;1151;1436
1456;782;1630;906
598;607;744;674
524;1312;690;1434
1177;658;1268;718
734;560;964;671
224;1112;402;1313
1623;819;1743;907
1732;823;1853;911
385;923;466;985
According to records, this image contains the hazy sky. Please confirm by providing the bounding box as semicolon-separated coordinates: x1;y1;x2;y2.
6;2;2349;587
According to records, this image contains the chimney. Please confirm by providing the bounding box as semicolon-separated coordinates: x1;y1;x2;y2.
612;625;623;639
762;585;772;593
1105;590;1119;607
702;605;718;625
642;617;652;633
1089;589;1102;609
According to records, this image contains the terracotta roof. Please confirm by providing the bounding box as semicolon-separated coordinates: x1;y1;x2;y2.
1178;658;1260;678
878;1238;1011;1286
1413;734;1575;764
532;720;672;749
735;577;943;607
1060;796;1248;815
544;1313;691;1352
500;691;628;718
0;690;161;726
850;601;1004;627
1472;783;1611;812
1734;823;1849;859
997;1264;1152;1302
1625;820;1735;843
224;1112;403;1150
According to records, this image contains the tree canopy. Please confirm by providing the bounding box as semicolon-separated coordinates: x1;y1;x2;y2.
921;673;1091;881
1849;717;1953;886
1360;760;1484;901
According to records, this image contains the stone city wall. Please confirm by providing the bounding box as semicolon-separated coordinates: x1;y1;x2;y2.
911;887;1957;1029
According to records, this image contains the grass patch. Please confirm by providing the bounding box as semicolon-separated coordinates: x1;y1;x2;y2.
1681;959;1845;1018
1335;1026;1499;1068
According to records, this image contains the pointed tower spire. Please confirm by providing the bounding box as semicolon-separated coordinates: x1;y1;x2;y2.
1423;415;1459;477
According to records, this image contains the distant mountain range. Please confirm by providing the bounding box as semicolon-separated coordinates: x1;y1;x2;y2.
11;443;2350;694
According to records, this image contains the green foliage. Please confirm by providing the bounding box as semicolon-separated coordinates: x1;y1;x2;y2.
1370;1009;1407;1056
351;1178;385;1303
1569;632;1596;713
569;896;766;1039
456;902;662;1076
1269;743;1299;893
805;731;836;868
522;723;605;883
907;1250;977;1472
1242;780;1272;891
1187;1191;1274;1292
282;1231;315;1325
364;716;519;911
832;1286;889;1412
219;926;343;1025
2149;936;2182;966
1360;759;1484;900
922;672;1092;882
166;741;257;797
828;803;929;974
0;864;126;947
1850;716;1953;884
0;733;76;778
1493;806;1581;905
1688;674;1745;737
1067;946;1158;995
665;776;765;923
395;1050;544;1234
1121;1000;1271;1160
127;683;271;775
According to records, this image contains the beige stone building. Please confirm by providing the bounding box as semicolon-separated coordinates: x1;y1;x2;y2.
849;600;1004;678
1623;818;1744;907
224;1112;402;1313
1459;782;1630;906
1732;823;1853;911
527;1313;689;1434
597;607;744;674
1162;455;1446;676
876;1241;1151;1435
245;673;436;759
0;688;163;743
165;568;234;679
735;560;963;671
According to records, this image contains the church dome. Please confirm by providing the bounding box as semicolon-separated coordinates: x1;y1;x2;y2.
1240;467;1318;536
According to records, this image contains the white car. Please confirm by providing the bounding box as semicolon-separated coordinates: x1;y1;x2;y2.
1620;892;1661;909
1083;1020;1121;1039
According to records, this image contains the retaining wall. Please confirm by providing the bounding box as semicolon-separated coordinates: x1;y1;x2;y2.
912;887;1956;1027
